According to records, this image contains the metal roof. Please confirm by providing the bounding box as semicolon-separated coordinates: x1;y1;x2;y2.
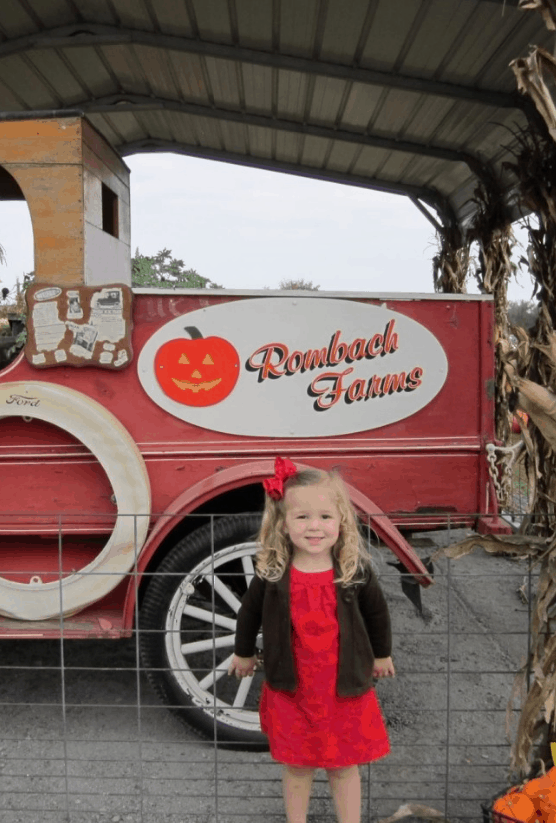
0;0;550;231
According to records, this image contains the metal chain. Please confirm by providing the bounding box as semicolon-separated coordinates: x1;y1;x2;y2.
486;441;525;506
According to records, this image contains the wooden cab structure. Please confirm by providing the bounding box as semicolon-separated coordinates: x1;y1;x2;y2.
0;114;131;287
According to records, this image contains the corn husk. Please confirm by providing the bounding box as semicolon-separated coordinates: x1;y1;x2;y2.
518;0;556;30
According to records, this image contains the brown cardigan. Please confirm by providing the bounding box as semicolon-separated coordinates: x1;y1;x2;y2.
234;556;392;697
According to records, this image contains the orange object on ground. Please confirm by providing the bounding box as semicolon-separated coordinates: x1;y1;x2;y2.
522;769;556;821
493;792;536;823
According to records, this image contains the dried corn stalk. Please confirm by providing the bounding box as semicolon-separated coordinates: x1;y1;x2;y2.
432;223;470;294
459;57;556;778
518;0;556;30
511;47;556;141
468;180;516;442
426;6;556;781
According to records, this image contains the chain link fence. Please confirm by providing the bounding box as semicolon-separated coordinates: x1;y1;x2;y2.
0;504;537;823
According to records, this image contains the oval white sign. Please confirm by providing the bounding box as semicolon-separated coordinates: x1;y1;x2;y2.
137;298;448;437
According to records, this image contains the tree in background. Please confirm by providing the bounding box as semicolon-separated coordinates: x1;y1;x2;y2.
277;278;320;290
132;248;223;289
507;299;539;330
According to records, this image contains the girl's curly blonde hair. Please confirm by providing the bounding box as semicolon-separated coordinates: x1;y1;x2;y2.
255;467;376;587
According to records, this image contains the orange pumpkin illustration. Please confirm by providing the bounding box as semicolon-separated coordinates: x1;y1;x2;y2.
155;326;240;407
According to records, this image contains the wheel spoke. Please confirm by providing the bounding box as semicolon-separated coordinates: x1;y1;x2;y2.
180;634;236;655
232;672;256;707
203;572;243;613
182;604;236;630
241;553;255;586
198;651;234;690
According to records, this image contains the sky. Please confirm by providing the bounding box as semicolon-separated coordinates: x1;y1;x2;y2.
0;152;535;303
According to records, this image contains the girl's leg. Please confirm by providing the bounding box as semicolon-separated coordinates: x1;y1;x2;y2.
325;765;361;823
282;764;316;823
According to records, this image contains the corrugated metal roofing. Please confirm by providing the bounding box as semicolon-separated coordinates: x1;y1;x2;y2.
0;0;550;230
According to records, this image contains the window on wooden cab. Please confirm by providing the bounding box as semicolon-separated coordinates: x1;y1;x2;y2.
102;182;119;238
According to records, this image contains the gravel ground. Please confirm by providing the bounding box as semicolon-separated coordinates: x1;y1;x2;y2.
0;527;538;823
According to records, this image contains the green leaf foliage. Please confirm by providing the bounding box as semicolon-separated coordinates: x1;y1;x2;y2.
132;248;223;289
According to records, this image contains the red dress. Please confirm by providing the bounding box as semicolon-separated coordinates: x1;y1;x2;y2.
259;565;391;768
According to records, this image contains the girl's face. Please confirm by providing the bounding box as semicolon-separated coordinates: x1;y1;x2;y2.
282;483;341;567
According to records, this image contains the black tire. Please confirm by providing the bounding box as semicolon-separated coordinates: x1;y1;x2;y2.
139;514;269;751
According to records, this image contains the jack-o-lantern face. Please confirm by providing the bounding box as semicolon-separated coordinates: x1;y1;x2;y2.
155;326;240;407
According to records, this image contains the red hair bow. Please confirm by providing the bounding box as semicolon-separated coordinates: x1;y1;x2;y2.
263;456;298;500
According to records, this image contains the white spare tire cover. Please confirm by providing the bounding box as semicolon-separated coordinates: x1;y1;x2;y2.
0;381;151;621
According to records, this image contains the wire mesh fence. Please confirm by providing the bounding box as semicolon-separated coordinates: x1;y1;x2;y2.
0;502;538;823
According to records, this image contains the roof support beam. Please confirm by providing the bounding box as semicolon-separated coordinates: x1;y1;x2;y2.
409;197;444;233
77;93;481;170
0;23;522;110
119;137;457;227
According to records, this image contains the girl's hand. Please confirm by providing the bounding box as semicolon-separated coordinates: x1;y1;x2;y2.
227;654;258;679
373;656;395;678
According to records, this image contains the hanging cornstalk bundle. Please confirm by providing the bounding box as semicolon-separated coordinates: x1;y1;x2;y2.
503;117;556;527
433;17;556;784
432;221;470;294
471;31;556;783
468;178;516;444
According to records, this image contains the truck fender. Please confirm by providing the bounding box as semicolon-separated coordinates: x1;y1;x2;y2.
0;381;151;620
125;459;433;626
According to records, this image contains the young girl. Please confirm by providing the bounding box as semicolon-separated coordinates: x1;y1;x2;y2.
228;457;395;823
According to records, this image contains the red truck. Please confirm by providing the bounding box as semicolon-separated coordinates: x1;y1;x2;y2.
0;287;506;748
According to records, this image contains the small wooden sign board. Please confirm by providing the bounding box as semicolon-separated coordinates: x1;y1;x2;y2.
25;283;133;369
